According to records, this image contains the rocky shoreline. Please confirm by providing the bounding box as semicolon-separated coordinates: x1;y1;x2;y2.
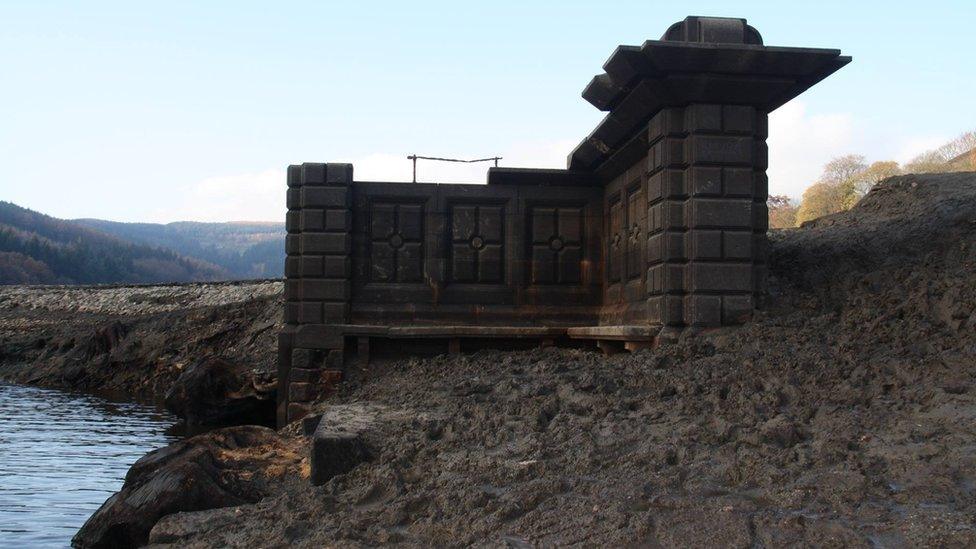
2;173;975;547
0;280;282;401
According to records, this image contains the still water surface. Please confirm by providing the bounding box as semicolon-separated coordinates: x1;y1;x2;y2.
0;382;177;547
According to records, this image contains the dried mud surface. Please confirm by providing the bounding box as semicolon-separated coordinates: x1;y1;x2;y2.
153;173;976;547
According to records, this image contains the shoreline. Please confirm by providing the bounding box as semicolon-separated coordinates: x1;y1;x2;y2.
0;280;283;401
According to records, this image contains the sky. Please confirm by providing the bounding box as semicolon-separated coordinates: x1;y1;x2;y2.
1;1;974;223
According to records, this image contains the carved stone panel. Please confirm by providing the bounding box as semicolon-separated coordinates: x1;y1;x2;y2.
626;182;645;280
530;206;584;285
369;201;424;283
450;205;504;284
607;194;624;283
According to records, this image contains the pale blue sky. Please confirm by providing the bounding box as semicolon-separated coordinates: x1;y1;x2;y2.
2;1;973;222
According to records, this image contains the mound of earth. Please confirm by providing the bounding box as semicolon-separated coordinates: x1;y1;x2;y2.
141;173;976;547
0;281;281;401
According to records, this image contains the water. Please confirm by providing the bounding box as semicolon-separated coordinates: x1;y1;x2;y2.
0;382;178;548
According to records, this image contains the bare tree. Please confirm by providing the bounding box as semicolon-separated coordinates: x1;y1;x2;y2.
820;154;868;185
905;129;976;173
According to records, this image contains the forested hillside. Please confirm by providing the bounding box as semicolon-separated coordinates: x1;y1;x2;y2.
74;219;285;279
0;202;227;284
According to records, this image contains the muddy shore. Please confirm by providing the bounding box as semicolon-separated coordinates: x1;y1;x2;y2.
0;280;281;400
3;173;975;547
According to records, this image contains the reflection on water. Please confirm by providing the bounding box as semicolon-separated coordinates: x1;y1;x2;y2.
0;382;177;548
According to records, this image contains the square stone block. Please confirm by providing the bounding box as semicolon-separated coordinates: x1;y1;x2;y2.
290;368;322;384
302;280;350;301
688;263;753;292
301;209;325;231
283;302;300;324
325;163;353;184
299;302;323;324
301;163;326;185
323;255;351;279
688;135;753;165
287;164;302;187
285;256;300;278
301;256;324;277
723;168;753;197
722;295;754;324
324;209;351;232
723;231;752;260
286;210;301;232
302;187;349;208
687;199;752;229
685;104;722;132
689;230;722;260
286;188;302;209
647;107;685;141
301;233;351;254
689;167;722;196
722;105;755;133
685;295;722;326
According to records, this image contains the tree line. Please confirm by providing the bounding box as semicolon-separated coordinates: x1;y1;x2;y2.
768;130;976;228
0;201;226;284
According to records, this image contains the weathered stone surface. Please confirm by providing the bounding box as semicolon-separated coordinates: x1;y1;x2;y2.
163;357;276;427
72;426;301;549
310;404;380;486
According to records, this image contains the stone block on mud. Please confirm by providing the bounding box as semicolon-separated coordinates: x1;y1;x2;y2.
310;404;383;486
310;429;369;486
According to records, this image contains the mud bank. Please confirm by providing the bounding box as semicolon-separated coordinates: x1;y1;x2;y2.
147;173;976;547
0;281;282;400
12;173;976;547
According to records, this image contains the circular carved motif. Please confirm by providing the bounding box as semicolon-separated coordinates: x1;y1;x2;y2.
548;237;564;252
388;233;404;249
470;236;485;250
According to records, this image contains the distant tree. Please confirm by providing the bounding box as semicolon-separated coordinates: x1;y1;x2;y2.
904;150;950;174
767;195;798;229
843;160;902;207
861;160;902;185
821;154;868;185
905;130;976;173
940;131;976;163
795;181;846;226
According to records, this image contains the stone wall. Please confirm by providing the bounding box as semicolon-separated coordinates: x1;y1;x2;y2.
277;15;850;424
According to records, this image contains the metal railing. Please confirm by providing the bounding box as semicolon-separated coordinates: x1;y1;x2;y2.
407;155;502;183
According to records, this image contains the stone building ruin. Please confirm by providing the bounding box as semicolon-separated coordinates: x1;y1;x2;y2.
278;16;850;425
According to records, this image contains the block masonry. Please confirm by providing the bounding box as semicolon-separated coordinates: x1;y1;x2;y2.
277;16;850;425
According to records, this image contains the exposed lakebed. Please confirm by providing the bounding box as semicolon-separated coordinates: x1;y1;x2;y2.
0;382;177;547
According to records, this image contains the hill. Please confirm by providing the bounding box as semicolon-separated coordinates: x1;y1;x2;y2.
0;202;228;284
74;219;285;279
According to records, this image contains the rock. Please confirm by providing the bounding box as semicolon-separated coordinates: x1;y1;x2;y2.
72;426;300;549
164;357;276;427
311;431;369;486
310;404;382;486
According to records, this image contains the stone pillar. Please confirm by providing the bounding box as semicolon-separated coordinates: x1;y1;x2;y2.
280;162;353;425
682;104;768;327
646;105;768;329
646;107;688;328
572;15;849;331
